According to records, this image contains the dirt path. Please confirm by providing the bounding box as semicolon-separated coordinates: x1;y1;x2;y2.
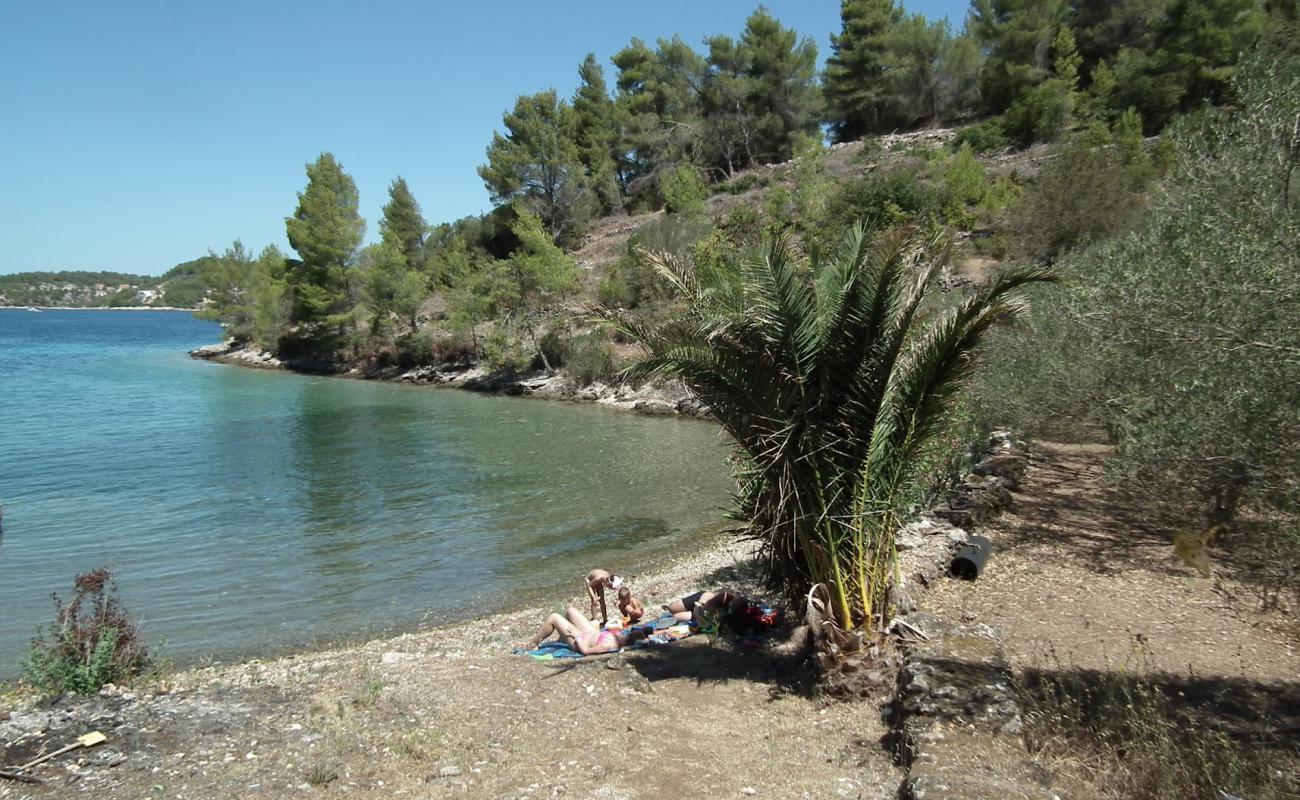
927;441;1297;678
925;441;1299;798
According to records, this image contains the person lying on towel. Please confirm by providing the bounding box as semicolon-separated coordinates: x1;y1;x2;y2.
522;606;649;655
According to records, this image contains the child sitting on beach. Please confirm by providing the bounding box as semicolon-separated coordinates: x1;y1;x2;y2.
617;586;645;625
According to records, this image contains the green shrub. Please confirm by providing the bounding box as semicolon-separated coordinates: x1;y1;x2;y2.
1007;136;1145;261
597;215;710;309
714;172;765;195
1003;81;1073;147
1023;664;1298;800
659;165;708;215
482;328;528;372
23;568;149;695
395;329;434;368
953;118;1010;154
561;333;619;386
820;166;942;247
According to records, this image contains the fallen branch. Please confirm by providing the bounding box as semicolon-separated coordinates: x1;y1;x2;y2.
0;770;45;784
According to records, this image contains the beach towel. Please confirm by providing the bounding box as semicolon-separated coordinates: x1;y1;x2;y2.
513;641;586;660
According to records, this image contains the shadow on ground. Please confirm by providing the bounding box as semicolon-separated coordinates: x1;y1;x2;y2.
1020;665;1300;750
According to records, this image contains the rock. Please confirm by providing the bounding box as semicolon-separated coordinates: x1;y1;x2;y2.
381;651;418;665
741;787;757;796
439;765;462;778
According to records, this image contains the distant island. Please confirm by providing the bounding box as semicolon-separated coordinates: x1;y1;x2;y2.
0;258;213;309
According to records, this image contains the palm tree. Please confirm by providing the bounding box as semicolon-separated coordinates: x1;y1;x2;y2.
598;224;1051;632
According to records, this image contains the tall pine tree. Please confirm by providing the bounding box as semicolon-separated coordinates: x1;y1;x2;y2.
572;54;625;214
284;152;365;329
825;0;906;142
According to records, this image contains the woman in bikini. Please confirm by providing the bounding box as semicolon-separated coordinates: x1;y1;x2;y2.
523;606;648;655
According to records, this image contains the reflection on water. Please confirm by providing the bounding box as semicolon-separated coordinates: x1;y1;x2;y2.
0;310;730;675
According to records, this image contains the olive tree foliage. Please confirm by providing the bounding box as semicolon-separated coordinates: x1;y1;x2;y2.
975;48;1300;524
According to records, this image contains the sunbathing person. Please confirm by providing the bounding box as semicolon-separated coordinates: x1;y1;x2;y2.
584;568;624;625
617;586;646;624
664;589;742;623
523;606;647;655
665;590;779;633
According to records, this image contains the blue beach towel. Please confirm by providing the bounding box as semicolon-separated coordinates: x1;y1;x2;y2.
513;641;585;660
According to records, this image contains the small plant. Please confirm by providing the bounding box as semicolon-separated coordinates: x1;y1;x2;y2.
351;672;385;708
305;764;339;787
22;568;149;695
561;333;618;386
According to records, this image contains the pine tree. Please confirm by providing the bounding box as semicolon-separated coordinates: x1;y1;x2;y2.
572;54;625;214
478;90;595;244
970;0;1069;114
737;7;820;163
284;152;365;328
825;0;906;142
379;177;427;273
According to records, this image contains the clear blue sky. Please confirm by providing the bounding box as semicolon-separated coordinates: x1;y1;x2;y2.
0;1;970;276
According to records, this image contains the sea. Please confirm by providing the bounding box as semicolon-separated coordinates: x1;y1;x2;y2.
0;309;730;677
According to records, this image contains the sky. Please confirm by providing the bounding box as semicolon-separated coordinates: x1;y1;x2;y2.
0;1;971;276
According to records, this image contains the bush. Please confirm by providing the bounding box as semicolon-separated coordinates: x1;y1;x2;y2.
1003;81;1073;147
714;172;766;195
976;49;1300;526
429;333;477;365
1008;134;1147;261
659;165;709;215
1023;663;1298;800
22;568;149;695
821;166;942;246
953;118;1010;154
597;215;710;309
395;329;434;368
482;328;528;372
561;333;619;386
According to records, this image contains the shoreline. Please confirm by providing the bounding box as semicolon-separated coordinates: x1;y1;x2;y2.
190;339;711;418
1;525;747;692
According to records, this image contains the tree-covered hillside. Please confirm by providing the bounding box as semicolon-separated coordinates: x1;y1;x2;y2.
0;271;155;308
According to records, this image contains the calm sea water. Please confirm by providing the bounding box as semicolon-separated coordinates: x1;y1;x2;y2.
0;309;729;676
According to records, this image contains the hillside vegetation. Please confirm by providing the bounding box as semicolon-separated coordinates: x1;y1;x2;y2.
190;0;1298;538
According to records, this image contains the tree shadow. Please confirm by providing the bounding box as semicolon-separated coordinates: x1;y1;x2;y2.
1020;664;1300;751
625;637;817;699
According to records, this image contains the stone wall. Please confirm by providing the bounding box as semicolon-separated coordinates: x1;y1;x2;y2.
886;432;1060;799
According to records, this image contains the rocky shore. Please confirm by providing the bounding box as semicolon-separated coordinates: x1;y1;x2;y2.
189;341;708;419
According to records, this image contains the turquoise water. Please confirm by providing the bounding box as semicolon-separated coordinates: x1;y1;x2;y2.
0;309;729;676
